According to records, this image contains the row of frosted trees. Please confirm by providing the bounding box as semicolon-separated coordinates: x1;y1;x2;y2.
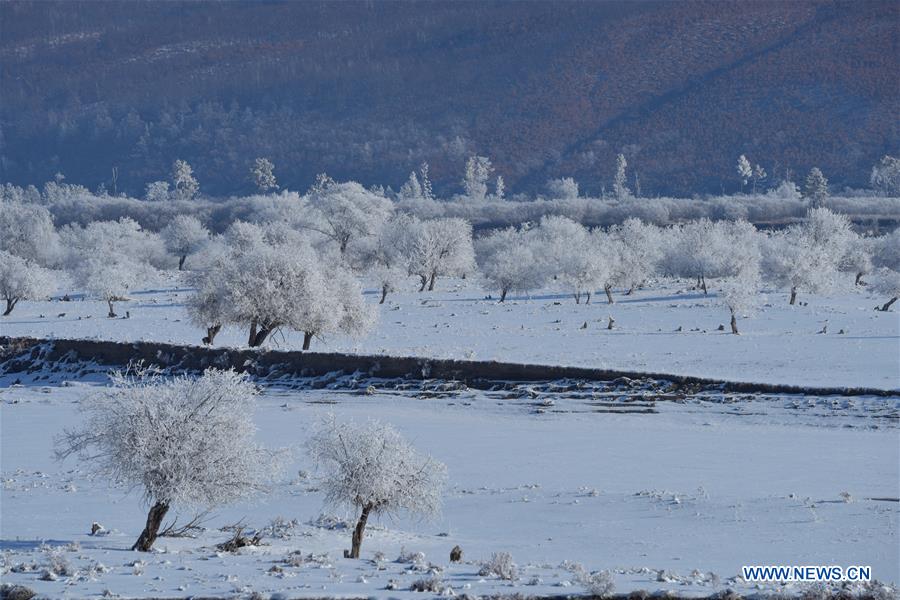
2;180;899;339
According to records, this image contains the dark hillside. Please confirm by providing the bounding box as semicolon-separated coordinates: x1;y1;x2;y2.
0;0;897;196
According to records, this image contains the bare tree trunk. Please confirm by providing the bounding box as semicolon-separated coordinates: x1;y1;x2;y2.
880;296;898;312
730;311;739;335
855;272;864;286
573;292;580;304
132;501;169;552
3;297;17;316
303;331;313;350
349;503;373;559
379;285;388;304
418;275;427;292
499;289;507;302
625;286;634;296
700;275;708;295
586;292;591;304
107;299;117;318
178;255;187;270
427;271;437;291
789;287;797;305
605;285;614;304
202;324;221;345
248;319;258;346
250;325;273;347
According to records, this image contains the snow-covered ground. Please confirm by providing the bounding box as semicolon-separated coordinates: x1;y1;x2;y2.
1;275;898;390
1;376;898;599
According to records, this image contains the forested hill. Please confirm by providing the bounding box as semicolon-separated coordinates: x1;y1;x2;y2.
1;0;897;197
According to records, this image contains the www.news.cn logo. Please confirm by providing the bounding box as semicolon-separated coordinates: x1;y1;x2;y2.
742;565;872;582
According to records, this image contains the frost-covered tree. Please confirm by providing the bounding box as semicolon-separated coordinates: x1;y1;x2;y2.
463;155;493;202
361;214;419;303
872;268;900;311
610;218;663;295
419;162;435;201
0;201;60;266
56;369;282;552
251;157;278;192
306;181;394;255
494;175;505;200
802;167;829;205
187;224;374;348
0;250;56;315
751;164;767;194
613;154;630;200
840;234;873;286
398;171;423;201
144;181;171;202
532;217;615;303
870;155;900;195
306;416;446;559
545;177;579;199
172;159;199;201
161;215;209;270
63;219;163;317
409;218;475;291
737;155;752;191
670;219;721;294
872;229;900;271
475;227;545;301
763;208;854;304
715;225;761;334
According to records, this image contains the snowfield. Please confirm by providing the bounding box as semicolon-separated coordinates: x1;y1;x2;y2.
0;275;897;390
1;375;898;599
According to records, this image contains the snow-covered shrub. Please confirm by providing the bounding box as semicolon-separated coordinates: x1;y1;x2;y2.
872;229;900;271
479;552;518;580
55;369;284;551
546;177;579;199
410;576;445;593
580;569;615;597
0;250;56;316
306;416;447;559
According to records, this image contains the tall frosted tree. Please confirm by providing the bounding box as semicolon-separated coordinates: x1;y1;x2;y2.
251;157;278;192
463;155;494;202
172;159;199;201
613;153;630;200
0;250;55;315
161;215;209;270
803;167;829;205
870;155;900;195
737;155;752;192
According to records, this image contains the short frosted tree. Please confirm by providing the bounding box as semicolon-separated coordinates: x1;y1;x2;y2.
546;177;579;199
463;155;494;202
763;208;854;305
0;250;56;315
719;263;761;335
0;201;60;267
872;268;900;312
187;225;374;348
610;218;663;295
144;181;171;202
475;227;545;301
409;218;475;291
305;416;447;559
172;159;199;201
803;167;829;205
737;155;752;192
751;163;767;194
362;214;419;303
161;215;209;270
251;157;278;192
613;153;630;200
840;234;873;286
870;155;900;195
55;369;282;552
77;255;146;317
306;181;394;254
872;229;900;271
